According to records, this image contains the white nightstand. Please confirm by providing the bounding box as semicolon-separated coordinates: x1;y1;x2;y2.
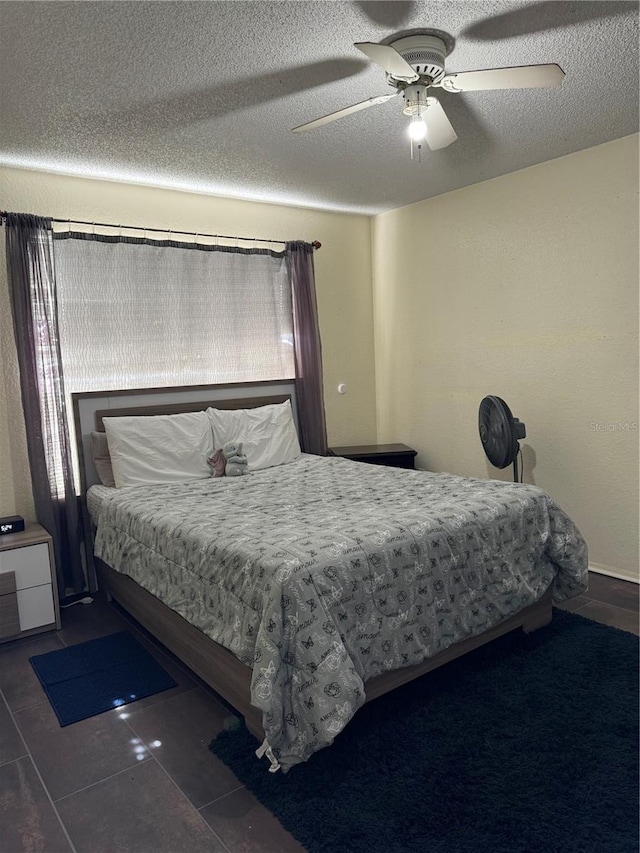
0;523;61;642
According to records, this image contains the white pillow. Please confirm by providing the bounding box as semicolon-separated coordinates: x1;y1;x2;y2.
207;400;301;471
103;411;214;488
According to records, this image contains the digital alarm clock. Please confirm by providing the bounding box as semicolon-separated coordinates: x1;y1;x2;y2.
0;515;25;536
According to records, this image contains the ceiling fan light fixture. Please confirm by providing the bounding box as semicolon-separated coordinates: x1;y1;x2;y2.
408;113;427;141
404;84;429;153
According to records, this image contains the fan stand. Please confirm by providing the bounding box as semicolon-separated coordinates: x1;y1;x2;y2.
512;442;524;483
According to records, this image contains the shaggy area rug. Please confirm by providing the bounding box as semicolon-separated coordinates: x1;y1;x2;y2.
211;610;638;853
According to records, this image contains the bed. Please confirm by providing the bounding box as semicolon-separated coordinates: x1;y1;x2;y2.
74;383;588;772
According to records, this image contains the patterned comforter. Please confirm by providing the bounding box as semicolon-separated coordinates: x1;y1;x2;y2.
89;454;588;771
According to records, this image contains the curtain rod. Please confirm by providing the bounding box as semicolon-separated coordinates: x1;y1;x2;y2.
0;211;321;249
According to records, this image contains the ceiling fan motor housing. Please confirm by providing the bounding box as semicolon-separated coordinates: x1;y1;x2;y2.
402;84;431;116
388;35;447;84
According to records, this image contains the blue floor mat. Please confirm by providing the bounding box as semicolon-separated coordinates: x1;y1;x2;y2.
30;631;177;726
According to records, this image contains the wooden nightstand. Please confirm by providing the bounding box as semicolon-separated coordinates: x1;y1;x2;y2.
0;523;61;643
329;443;417;470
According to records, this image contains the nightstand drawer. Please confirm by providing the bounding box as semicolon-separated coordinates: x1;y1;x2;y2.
0;571;20;638
0;524;60;641
0;570;55;637
0;542;51;589
0;570;17;596
16;584;56;632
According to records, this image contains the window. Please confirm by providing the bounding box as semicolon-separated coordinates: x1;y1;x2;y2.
53;235;295;395
53;233;295;488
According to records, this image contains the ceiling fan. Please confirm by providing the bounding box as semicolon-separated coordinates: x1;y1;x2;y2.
292;30;565;153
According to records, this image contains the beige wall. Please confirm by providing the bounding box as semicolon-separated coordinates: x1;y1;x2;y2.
373;134;639;580
0;167;377;520
3;137;638;580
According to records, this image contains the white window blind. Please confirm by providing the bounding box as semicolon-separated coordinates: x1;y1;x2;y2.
53;236;295;395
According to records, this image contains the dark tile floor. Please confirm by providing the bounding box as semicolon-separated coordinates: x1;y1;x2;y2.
1;572;637;853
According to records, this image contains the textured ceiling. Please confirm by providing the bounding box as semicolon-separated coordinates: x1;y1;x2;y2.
0;1;638;214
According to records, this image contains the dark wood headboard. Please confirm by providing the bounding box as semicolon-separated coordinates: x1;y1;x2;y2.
72;380;298;494
93;394;291;432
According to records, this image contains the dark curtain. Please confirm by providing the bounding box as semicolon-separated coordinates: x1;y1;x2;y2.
286;241;328;455
5;213;86;597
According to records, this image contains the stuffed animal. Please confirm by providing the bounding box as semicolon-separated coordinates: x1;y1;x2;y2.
207;449;226;478
223;441;248;476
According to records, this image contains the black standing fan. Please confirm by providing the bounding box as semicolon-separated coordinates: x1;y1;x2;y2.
478;396;526;482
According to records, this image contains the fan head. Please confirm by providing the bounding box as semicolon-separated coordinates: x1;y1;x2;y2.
478;396;526;469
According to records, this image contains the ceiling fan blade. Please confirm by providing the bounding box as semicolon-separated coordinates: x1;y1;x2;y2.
292;93;398;133
440;64;565;93
424;98;457;150
354;42;418;81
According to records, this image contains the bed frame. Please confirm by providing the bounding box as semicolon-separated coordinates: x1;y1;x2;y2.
74;382;553;742
96;560;552;740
